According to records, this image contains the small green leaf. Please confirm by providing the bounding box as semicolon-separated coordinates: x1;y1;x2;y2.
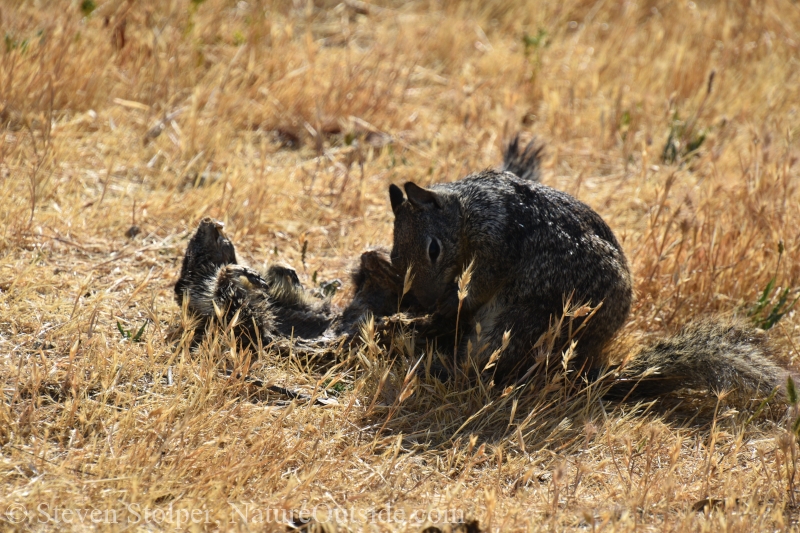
80;0;96;17
792;415;800;437
744;387;779;426
117;321;129;339
322;378;350;396
522;28;548;55
788;376;798;406
749;277;775;318
320;279;342;298
685;131;706;154
620;110;631;127
131;321;147;343
749;277;798;330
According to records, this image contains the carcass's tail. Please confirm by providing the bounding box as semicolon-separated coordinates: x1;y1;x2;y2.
607;318;787;400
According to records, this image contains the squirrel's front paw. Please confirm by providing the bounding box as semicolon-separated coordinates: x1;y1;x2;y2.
412;311;458;337
434;287;462;319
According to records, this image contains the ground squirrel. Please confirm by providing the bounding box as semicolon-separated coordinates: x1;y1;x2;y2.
385;135;786;395
388;137;632;380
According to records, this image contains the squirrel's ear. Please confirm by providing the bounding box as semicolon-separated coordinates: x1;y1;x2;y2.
404;182;441;210
389;184;405;214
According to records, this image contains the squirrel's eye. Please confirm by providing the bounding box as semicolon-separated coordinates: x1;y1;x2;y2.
428;238;441;263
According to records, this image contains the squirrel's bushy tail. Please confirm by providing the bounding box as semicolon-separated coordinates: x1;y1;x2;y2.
607;318;786;400
502;135;543;182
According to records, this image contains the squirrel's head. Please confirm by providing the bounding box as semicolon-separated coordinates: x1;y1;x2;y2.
388;181;462;309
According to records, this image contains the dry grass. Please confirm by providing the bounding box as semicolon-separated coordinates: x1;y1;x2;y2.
2;0;800;530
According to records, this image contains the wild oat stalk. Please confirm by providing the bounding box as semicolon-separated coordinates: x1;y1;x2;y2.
358;313;378;370
400;264;414;312
483;329;511;373
454;259;475;377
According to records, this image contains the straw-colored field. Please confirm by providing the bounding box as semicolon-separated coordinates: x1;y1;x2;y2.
2;0;800;530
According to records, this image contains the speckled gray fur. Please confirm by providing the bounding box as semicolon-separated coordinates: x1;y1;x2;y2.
389;142;632;380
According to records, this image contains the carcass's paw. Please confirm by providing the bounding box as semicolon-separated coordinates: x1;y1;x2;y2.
218;265;271;294
265;264;302;289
